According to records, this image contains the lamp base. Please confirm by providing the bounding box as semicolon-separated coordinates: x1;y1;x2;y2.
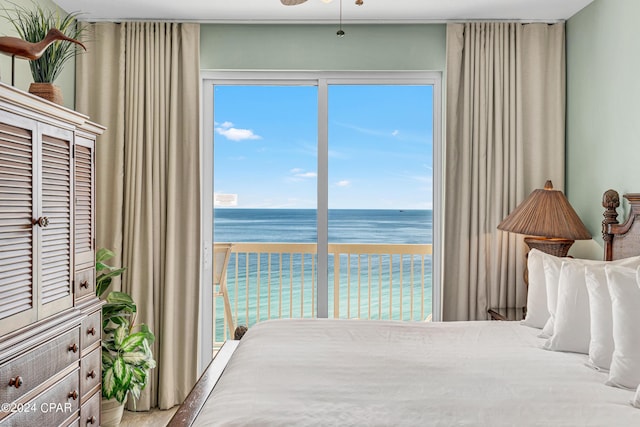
524;237;575;257
523;237;575;290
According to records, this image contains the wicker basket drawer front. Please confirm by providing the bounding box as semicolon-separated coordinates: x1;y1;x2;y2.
80;391;100;426
0;327;80;404
80;310;100;352
1;368;80;427
75;269;95;300
80;347;100;399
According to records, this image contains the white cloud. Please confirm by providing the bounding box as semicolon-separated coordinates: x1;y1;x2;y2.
392;130;399;137
215;121;261;141
287;168;317;182
336;180;351;187
296;172;317;179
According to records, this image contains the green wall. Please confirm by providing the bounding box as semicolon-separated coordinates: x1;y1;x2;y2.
566;0;640;259
200;24;446;70
0;0;76;109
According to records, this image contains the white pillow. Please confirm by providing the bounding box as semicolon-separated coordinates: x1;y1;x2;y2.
583;256;640;371
540;253;564;338
544;260;590;353
585;264;615;370
633;384;640;409
521;249;550;329
540;253;640;340
605;265;640;390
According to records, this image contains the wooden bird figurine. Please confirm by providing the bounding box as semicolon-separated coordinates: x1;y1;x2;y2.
0;28;86;61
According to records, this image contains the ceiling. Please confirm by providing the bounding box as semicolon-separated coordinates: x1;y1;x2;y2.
52;0;595;23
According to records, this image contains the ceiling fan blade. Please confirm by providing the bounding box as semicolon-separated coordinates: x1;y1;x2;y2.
281;0;308;5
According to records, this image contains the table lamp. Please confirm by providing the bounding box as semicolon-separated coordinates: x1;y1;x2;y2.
498;180;592;257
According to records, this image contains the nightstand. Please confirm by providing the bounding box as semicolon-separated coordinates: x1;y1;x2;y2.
488;307;526;321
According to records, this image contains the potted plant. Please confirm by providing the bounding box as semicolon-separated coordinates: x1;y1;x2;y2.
2;1;85;104
96;248;156;427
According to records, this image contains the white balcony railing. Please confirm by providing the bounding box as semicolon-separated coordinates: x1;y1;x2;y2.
213;242;432;346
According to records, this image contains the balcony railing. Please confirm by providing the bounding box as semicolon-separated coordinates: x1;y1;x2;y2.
213;242;432;347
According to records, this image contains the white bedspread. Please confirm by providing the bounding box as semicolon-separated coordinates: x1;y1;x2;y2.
193;319;640;426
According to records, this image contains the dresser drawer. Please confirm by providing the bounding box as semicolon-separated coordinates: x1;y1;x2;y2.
80;310;100;352
0;328;80;405
80;391;100;426
1;368;80;427
74;269;95;300
80;347;100;399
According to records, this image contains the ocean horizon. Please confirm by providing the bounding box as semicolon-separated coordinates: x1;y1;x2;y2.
214;208;433;244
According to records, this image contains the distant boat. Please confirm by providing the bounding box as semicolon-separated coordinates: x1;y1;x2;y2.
399;210;404;212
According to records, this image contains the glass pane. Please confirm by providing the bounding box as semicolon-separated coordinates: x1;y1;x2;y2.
213;85;318;345
327;85;433;321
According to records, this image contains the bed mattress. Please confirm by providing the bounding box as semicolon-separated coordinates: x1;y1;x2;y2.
193;319;640;426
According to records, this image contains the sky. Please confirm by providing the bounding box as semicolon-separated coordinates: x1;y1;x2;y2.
213;84;433;210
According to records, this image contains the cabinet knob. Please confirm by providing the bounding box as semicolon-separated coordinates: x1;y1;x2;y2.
87;415;97;425
8;376;23;388
87;370;96;379
87;327;96;336
80;280;89;289
34;216;50;228
68;390;78;400
68;343;78;353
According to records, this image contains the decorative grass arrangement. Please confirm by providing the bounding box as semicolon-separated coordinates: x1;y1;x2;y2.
2;1;84;83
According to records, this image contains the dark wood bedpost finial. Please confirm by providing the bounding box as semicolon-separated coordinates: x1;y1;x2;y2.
602;189;620;260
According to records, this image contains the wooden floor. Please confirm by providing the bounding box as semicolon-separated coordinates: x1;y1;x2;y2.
120;406;178;427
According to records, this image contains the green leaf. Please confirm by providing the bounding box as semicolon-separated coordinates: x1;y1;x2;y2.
120;332;148;353
139;324;156;344
132;366;146;383
102;367;116;399
96;248;115;263
114;326;127;347
113;357;126;381
102;350;115;367
114;389;127;404
98;268;127;282
130;384;141;402
113;357;133;392
122;351;147;365
106;291;135;306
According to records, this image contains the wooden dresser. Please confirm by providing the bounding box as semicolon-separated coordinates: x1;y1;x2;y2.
0;83;103;426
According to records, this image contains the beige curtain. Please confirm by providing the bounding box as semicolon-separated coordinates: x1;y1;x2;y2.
76;22;201;410
443;22;565;321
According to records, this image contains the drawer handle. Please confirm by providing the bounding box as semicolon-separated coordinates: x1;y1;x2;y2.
8;376;23;388
87;370;96;379
68;390;78;400
69;343;78;353
87;327;96;336
80;280;89;289
34;216;50;228
87;415;97;425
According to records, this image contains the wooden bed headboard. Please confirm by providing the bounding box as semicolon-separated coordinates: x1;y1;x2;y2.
602;190;640;261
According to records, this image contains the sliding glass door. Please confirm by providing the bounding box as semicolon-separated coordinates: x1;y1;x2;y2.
201;72;441;350
327;84;433;321
212;85;318;344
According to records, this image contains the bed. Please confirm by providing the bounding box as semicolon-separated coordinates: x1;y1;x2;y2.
169;189;640;426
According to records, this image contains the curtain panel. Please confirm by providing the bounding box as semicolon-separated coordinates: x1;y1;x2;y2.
443;22;565;321
76;22;201;409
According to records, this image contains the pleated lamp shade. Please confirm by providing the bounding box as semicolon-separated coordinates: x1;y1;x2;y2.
498;180;591;241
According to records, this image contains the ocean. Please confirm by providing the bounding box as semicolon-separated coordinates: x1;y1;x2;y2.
213;209;433;341
214;209;432;244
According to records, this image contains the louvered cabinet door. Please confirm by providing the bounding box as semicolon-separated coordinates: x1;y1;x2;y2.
0;115;38;335
38;124;74;318
74;135;94;270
